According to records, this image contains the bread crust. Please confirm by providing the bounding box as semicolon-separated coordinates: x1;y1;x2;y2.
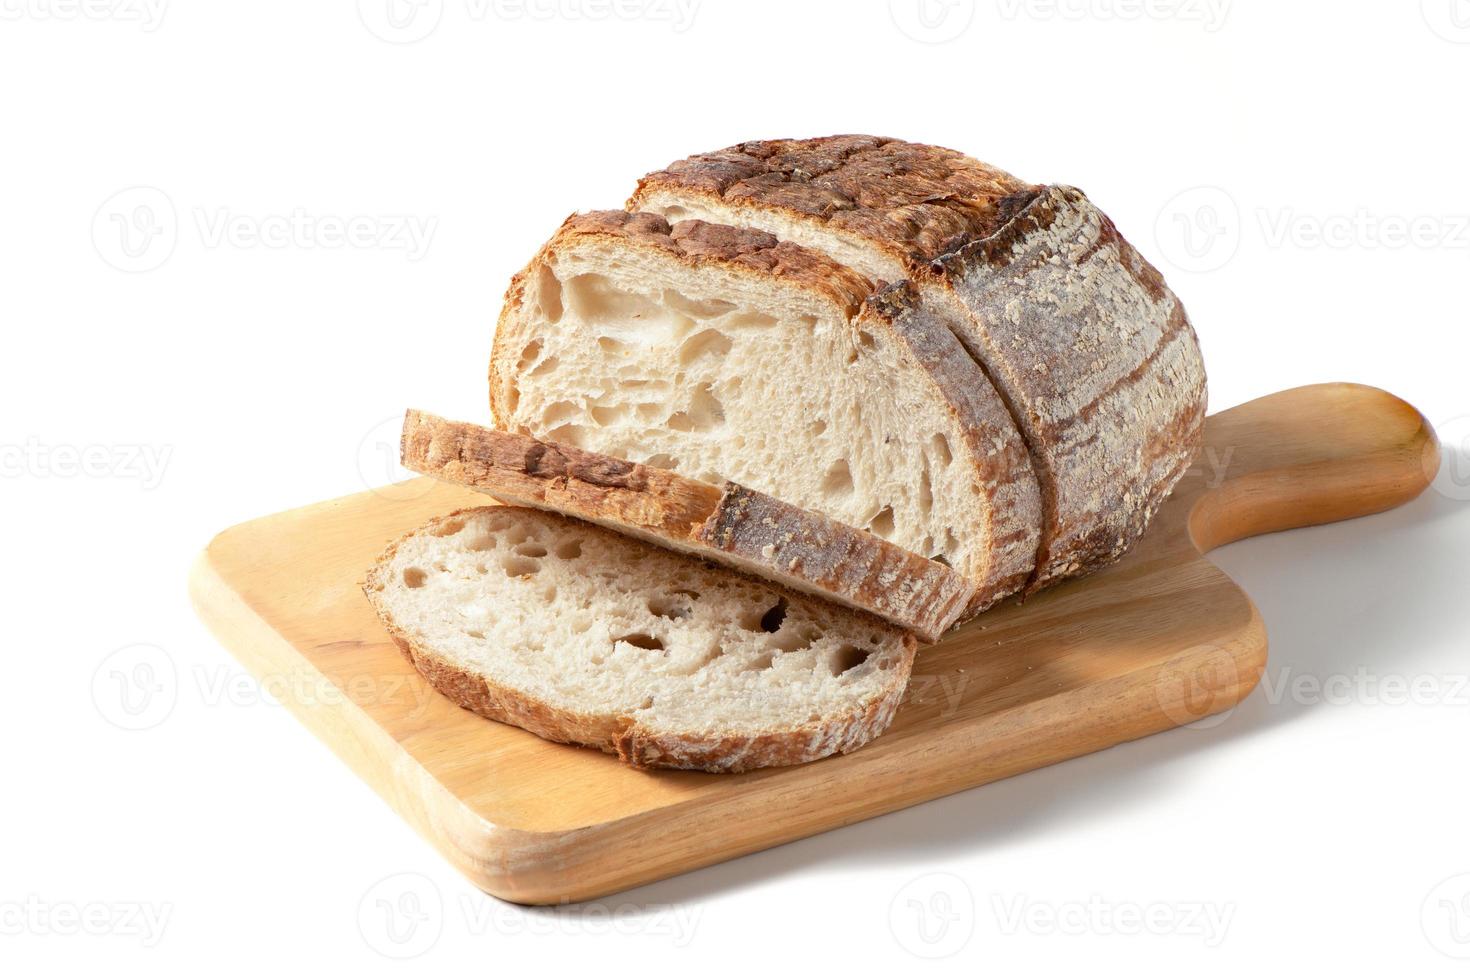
629;136;1207;592
400;411;973;642
363;508;918;774
631;135;1035;279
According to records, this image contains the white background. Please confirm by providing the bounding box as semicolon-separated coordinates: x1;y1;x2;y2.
2;0;1468;975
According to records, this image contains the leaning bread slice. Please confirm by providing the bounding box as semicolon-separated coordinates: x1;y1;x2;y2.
490;210;1041;615
400;410;972;642
364;507;917;772
631;135;1208;590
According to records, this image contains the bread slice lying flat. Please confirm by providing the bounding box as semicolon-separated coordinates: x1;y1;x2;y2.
631;135;1208;591
400;410;972;642
364;507;917;772
490;210;1042;616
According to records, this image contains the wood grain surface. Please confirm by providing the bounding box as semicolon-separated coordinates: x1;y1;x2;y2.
189;383;1439;904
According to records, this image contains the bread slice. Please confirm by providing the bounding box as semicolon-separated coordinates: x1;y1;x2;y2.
363;506;917;772
489;210;1041;615
630;135;1208;590
400;410;973;642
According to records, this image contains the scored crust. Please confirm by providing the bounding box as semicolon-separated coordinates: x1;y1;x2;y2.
631;134;1037;282
400;410;974;642
488;209;1042;617
363;508;918;773
629;135;1207;592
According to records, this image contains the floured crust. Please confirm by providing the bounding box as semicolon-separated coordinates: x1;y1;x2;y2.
400;410;973;642
363;508;918;773
931;185;1207;588
631;135;1037;278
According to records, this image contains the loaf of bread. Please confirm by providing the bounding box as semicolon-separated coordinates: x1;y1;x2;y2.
491;135;1205;608
364;507;917;772
400;410;974;642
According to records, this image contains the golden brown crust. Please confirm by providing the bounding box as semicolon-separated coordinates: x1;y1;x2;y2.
631;135;1038;275
400;411;972;642
362;508;918;774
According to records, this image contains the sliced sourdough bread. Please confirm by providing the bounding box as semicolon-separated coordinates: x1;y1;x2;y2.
489;210;1041;615
363;506;917;772
630;135;1208;590
400;410;973;642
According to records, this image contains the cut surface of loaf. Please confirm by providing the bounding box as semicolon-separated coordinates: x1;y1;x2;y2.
490;210;1041;613
400;410;973;642
631;135;1208;589
363;507;917;772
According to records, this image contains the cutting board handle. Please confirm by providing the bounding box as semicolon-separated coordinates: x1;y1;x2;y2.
1185;383;1440;553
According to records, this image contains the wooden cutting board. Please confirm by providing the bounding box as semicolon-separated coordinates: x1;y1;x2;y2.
190;383;1438;904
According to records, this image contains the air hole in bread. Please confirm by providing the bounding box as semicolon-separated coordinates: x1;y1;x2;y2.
643;453;678;470
431;518;465;537
930;433;953;468
516;340;543;373
773;624;822;653
553;538;583;560
677;328;732;366
534;264;564;323
832;645;872;676
666;383;723;433
918;467;934;518
868;506;896;539
647;595;692;620
807;418;827;437
636;403;665;424
597;335;633;357
615;632;665;652
402;567;428;589
590;403;632;427
467;535;495;552
638;696;655;710
501;555;540;577
821;458;854;497
529;355;560;378
759;597;789;633
465;629;485;640
857;329;877;350
541;400;579;427
663;289;735;319
514;542;548;558
484;512;514;532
